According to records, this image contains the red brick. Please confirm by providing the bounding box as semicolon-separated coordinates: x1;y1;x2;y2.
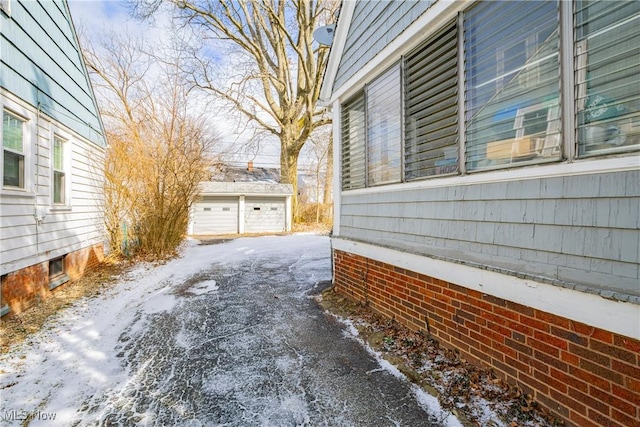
551;388;587;416
535;349;569;373
520;315;550;333
536;310;571;329
561;350;581;367
569;365;613;392
586;409;624;427
529;336;560;358
612;383;640;407
590;384;636;415
590;339;637;365
611;407;639;427
493;305;520;322
627;377;640;394
613;334;640;354
534;330;569;351
550;367;588;393
569;410;602;427
551;326;589;347
568;387;610;417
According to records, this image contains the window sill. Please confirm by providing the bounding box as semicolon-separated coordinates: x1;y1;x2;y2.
50;206;72;213
1;189;35;198
49;274;69;290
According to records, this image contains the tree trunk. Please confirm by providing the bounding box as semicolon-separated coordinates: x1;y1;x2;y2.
323;133;333;220
280;143;301;222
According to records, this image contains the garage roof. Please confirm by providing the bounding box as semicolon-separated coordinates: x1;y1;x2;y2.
199;182;293;196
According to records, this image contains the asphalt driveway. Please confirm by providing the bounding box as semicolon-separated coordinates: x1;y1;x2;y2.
0;235;456;426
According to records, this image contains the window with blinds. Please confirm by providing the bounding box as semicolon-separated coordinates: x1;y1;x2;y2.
404;21;458;180
464;0;561;172
367;64;402;186
575;0;640;156
340;92;366;190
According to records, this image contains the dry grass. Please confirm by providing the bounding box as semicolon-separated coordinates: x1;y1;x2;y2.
0;259;128;354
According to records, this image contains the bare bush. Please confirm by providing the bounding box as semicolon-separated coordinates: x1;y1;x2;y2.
84;31;218;258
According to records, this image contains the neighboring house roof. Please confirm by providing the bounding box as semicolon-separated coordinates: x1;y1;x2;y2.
199;182;293;196
0;0;107;148
211;164;281;183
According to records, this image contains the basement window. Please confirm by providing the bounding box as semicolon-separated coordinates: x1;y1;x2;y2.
254;207;261;211
222;207;230;211
203;207;211;211
1;275;9;317
271;207;278;211
49;256;69;290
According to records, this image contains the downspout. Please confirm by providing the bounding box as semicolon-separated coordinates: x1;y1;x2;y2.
34;97;43;255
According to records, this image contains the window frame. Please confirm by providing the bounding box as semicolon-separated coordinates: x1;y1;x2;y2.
48;256;69;290
365;62;403;186
337;0;639;193
2;108;28;191
340;91;367;190
52;135;67;205
404;19;459;181
573;0;640;158
49;126;72;208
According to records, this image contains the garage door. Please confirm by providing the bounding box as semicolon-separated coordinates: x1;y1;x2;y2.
244;197;286;233
192;197;238;235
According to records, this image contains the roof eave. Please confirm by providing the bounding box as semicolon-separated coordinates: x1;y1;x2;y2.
319;0;356;106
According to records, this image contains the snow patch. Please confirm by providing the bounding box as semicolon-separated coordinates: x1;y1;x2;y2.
190;279;219;295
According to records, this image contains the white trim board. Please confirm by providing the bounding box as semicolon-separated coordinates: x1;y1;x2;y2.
332;237;640;340
340;155;640;197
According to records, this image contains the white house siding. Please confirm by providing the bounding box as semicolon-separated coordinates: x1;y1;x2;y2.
1;0;106;316
1;91;105;276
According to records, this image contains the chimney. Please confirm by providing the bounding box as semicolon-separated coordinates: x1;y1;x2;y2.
248;161;254;172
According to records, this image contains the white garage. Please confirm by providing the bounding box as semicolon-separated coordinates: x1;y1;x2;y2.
190;182;293;236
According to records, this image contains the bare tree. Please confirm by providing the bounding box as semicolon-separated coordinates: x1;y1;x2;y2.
137;0;338;219
83;30;219;258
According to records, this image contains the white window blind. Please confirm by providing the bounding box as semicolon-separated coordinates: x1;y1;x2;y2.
404;21;458;180
575;0;640;156
366;64;402;186
464;0;561;171
341;92;366;190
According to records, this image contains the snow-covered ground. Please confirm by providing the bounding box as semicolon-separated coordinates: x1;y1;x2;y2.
0;235;461;426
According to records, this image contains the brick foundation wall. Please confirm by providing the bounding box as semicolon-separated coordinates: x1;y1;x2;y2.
1;243;104;316
334;250;640;427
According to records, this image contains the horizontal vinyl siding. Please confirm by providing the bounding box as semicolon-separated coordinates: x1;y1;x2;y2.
333;0;434;93
339;170;640;298
1;124;105;275
0;0;104;147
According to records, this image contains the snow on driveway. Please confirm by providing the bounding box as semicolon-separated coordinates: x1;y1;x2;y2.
0;235;460;426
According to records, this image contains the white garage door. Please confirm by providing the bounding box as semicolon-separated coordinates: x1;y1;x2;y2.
244;197;286;233
192;197;238;235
